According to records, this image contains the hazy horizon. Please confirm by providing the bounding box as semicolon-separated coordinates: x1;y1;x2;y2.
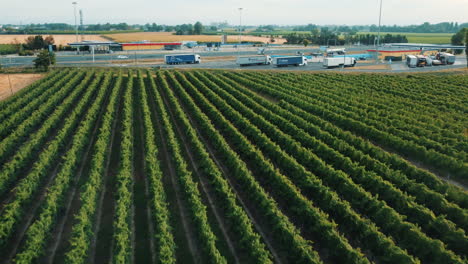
1;0;467;26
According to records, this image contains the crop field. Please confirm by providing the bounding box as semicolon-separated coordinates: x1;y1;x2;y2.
0;35;107;46
0;69;467;264
358;32;453;44
0;44;17;55
106;32;287;44
0;74;45;101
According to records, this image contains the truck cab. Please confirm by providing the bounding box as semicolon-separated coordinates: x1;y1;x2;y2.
436;52;455;65
416;55;427;67
406;55;417;68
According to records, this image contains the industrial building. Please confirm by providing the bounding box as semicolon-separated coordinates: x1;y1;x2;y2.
367;48;438;61
68;40;183;52
368;43;465;61
121;42;182;51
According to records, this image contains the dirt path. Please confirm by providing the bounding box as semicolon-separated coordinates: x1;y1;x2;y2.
0;155;62;264
146;75;201;263
0;74;44;101
0;79;102;263
44;79;112;264
405;157;468;191
88;77;123;264
92;101;122;264
174;81;283;264
0;75;91;205
160;80;240;264
371;140;468;191
133;77;156;263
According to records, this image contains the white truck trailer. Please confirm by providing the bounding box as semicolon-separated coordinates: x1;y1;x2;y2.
236;56;272;66
323;57;356;68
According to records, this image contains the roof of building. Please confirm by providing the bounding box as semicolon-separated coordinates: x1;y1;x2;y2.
367;49;421;53
121;42;182;46
389;43;466;49
68;41;118;46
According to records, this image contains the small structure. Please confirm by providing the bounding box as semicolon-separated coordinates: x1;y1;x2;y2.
68;40;122;53
367;48;437;61
368;43;466;61
121;42;182;51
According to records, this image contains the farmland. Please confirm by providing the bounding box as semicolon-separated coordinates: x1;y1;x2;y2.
105;32;286;44
0;35;107;46
0;74;44;101
358;32;453;44
0;44;17;55
0;69;467;264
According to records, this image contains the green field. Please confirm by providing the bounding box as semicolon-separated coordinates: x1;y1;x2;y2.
0;69;467;263
359;32;453;44
211;30;454;44
0;44;17;55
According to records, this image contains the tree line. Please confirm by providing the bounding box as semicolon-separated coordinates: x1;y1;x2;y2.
288;22;467;34
284;29;408;46
0;22;205;35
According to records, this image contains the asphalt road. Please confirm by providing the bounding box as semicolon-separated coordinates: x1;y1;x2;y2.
1;46;466;73
0;45;374;67
152;57;468;72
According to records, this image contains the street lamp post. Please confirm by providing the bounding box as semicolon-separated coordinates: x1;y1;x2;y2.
238;8;243;45
237;7;243;60
376;0;383;63
72;2;79;55
72;2;78;42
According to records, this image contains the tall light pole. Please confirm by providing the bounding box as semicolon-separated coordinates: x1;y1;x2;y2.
72;2;78;42
237;7;243;60
376;0;383;62
238;8;243;46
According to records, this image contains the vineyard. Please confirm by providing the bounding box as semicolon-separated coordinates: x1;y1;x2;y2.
0;69;467;264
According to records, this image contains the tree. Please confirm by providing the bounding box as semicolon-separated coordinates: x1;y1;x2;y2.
270;35;276;43
34;50;55;71
451;28;466;55
303;39;310;47
465;29;468;68
194;22;203;35
44;35;55;45
25;35;46;50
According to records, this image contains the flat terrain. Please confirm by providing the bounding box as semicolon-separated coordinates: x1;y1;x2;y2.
358;32;453;44
0;73;44;101
0;34;107;46
0;69;466;264
106;32;287;44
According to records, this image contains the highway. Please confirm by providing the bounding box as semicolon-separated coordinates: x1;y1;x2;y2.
1;45;465;73
0;45;374;67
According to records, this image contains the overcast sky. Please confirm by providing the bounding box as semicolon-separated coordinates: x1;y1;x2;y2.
1;0;467;26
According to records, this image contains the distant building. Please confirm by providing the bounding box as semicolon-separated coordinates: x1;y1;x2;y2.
367;48;438;61
121;42;182;51
68;41;183;52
